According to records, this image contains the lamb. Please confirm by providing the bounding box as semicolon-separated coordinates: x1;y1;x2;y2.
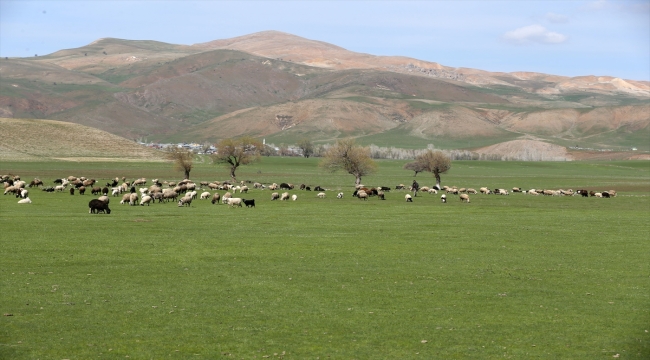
17;197;32;204
140;195;153;206
54;185;66;192
200;191;211;200
18;189;29;198
428;188;438;194
337;192;344;199
111;188;121;196
187;191;197;200
317;192;326;198
271;192;280;201
178;196;192;207
441;194;447;203
280;192;290;201
89;199;111;214
242;199;256;207
460;194;470;203
357;190;368;200
291;194;298;201
405;194;412;202
226;197;243;207
211;193;221;204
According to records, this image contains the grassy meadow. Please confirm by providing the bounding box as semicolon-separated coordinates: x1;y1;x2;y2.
1;158;649;359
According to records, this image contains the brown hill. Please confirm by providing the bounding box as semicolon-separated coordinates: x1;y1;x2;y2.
0;118;164;161
0;31;648;154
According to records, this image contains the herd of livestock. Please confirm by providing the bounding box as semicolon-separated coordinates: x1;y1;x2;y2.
2;175;618;214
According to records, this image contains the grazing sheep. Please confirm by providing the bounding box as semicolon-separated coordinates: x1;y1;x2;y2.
280;183;293;190
129;193;138;206
140;195;153;206
314;186;325;192
69;187;75;195
317;192;326;198
242;199;255;208
497;189;510;196
466;188;477;194
337;192;344;199
54;185;66;192
200;191;211;200
607;190;617;197
78;186;86;195
357;190;368;201
441;194;447;203
405;194;412;202
271;192;280;201
395;184;405;190
528;190;539;196
211;193;221;204
512;187;522;193
208;183;219;190
120;193;131;204
178;196;192;207
102;187;109;196
132;178;147;186
89;199;111;214
426;188;437;194
111;188;121;196
594;192;603;198
268;183;278;190
240;186;249;194
187;191;197;200
377;191;385;200
29;179;43;188
291;194;298;201
91;186;101;195
222;192;232;204
17;197;32;204
226;197;243;207
253;182;262;189
420;186;430;192
458;188;467;193
42;186;55;192
163;191;178;203
98;195;109;204
479;187;490;194
18;189;29;198
280;192;290;201
152;193;164;203
460;194;470;203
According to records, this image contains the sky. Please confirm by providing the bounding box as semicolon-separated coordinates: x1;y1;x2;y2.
1;0;649;80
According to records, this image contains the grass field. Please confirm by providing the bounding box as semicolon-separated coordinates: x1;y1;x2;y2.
1;158;649;359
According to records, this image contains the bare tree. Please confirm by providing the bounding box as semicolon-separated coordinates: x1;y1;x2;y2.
404;150;451;189
166;147;194;179
403;161;425;177
319;138;377;186
212;137;263;181
297;138;314;158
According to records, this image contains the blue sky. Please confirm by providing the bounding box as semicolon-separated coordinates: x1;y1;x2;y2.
1;0;648;80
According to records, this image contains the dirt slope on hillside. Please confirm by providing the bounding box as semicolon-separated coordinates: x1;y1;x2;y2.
475;140;571;161
0;118;164;161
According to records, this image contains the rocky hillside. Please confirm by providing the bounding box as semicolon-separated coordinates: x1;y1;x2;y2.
0;31;648;155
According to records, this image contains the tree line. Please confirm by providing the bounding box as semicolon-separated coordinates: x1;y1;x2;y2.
166;137;453;187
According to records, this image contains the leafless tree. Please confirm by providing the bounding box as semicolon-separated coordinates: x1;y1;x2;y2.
403;150;451;189
166;147;194;179
319;138;377;186
212;137;263;181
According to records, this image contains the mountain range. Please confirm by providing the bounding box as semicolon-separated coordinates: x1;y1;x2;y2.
1;30;648;156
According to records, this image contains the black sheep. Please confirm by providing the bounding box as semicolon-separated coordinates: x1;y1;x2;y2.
88;199;111;214
242;199;255;208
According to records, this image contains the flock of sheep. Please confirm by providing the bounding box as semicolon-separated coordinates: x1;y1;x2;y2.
1;175;617;214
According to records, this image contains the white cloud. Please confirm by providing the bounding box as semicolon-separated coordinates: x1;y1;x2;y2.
503;24;568;45
545;12;569;23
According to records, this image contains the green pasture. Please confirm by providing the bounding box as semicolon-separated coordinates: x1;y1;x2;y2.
1;158;649;359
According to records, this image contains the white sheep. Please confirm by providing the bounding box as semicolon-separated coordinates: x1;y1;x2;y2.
240;186;249;194
178;196;192;207
111;188;121;196
140;195;152;206
337;192;344;199
98;195;110;204
129;193;138;206
428;188;438;194
460;194;470;203
222;191;232;204
357;190;368;200
19;189;29;198
271;192;279;201
291;194;298;201
317;192;326;198
280;192;290;201
405;194;412;202
200;191;211;200
17;197;32;204
466;188;477;194
120;193;131;204
226;197;243;207
441;194;447;203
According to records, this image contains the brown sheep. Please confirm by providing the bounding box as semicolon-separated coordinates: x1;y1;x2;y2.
460;194;470;203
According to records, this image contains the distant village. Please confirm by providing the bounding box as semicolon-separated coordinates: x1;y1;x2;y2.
137;140;305;156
